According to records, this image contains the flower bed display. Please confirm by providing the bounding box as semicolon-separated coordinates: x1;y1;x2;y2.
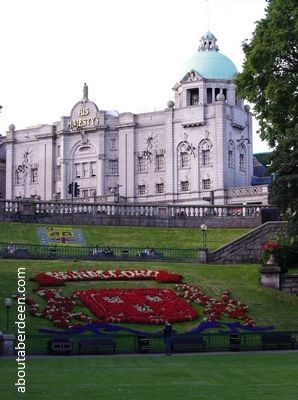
176;284;254;326
28;267;254;330
31;269;182;286
75;288;198;324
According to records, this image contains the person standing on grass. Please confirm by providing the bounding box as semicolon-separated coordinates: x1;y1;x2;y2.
163;321;173;355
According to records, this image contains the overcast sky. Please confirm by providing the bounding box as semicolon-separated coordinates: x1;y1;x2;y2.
0;0;269;152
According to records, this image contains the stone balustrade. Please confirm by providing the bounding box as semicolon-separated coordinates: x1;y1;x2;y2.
0;199;264;218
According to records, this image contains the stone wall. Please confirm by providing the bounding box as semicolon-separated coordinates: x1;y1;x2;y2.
280;274;298;296
6;214;260;228
208;221;288;263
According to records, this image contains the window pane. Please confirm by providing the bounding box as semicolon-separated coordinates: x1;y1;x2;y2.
156;183;164;194
181;181;189;192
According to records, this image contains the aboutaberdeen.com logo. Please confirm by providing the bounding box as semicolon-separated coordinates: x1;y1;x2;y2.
15;267;26;394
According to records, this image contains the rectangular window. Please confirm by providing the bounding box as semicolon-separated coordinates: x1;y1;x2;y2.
30;168;38;184
82;189;89;198
228;150;234;168
181;181;189;192
110;138;116;150
57;145;61;157
215;88;220;99
138;157;146;173
223;88;227;101
202;149;211;166
15;170;22;185
187;88;199;106
56;165;61;181
181;152;190;168
82;162;89;178
207;88;213;104
75;164;81;178
138;185;146;196
109;160;119;175
202;179;211;190
90;162;96;177
156;154;165;171
156;183;164;194
240;154;246;171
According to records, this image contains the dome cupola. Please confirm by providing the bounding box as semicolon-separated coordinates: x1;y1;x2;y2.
182;32;238;80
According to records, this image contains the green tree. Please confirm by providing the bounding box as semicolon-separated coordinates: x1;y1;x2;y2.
236;0;298;217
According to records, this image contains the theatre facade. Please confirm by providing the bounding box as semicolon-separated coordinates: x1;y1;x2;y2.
4;32;268;205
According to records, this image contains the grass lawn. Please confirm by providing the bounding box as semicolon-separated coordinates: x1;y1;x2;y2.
0;222;250;250
1;352;298;400
1;259;298;334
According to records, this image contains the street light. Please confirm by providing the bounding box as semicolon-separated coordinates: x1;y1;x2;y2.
200;224;208;247
4;297;12;332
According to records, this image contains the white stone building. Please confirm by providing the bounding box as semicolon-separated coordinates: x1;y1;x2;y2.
4;32;268;205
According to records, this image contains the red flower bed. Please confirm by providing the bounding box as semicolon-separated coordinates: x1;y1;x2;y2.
75;288;198;324
31;269;182;286
28;268;255;329
176;284;254;326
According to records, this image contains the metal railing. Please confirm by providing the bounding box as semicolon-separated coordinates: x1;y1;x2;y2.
8;331;298;355
0;242;199;261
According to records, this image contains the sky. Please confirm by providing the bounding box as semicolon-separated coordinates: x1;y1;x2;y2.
0;0;269;152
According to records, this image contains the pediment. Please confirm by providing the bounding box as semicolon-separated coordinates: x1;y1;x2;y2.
180;70;204;84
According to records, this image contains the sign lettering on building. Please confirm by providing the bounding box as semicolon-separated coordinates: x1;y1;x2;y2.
68;107;100;130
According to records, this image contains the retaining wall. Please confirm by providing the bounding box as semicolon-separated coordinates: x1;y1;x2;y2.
208;221;288;263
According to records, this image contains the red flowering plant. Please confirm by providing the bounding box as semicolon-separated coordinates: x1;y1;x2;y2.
261;240;280;264
31;269;182;287
175;284;254;326
75;288;198;324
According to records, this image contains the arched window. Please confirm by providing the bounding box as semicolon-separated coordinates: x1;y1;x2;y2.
228;140;235;168
199;139;212;166
239;144;246;171
177;140;195;169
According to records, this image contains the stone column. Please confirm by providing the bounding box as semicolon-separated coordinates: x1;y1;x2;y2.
165;106;175;202
259;264;281;290
5;131;15;200
97;154;105;196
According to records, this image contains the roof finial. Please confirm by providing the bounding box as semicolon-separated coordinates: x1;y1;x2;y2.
198;32;219;52
83;82;88;102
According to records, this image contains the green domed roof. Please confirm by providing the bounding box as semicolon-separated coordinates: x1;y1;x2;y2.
182;32;238;80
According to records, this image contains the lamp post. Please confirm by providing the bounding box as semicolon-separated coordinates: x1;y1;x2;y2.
200;224;208;247
4;297;12;332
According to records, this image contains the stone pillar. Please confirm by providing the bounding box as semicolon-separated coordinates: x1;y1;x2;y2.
165;107;175;202
5;132;15;200
0;334;15;356
97;154;105;196
198;248;208;263
118;113;136;202
259;264;281;290
60;159;68;199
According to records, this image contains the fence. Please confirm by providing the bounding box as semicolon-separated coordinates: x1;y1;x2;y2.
8;331;298;355
0;242;199;262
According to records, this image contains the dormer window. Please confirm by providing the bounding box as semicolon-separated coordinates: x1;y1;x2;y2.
187;88;199;106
